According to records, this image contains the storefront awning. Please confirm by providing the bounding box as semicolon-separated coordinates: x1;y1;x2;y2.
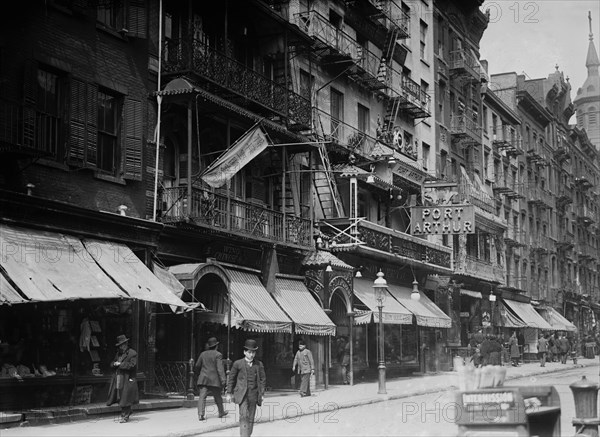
536;307;577;332
353;278;413;325
353;309;373;325
153;263;206;313
502;299;553;330
224;268;293;333
0;273;26;304
461;289;482;299
272;277;336;336
0;224;130;302
0;224;190;308
82;239;191;308
387;285;452;328
498;301;527;328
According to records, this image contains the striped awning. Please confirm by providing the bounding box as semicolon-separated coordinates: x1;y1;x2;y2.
224;268;292;333
387;284;452;328
272;277;336;336
353;278;413;325
502;299;553;330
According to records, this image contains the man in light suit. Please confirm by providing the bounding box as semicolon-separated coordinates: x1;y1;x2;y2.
292;339;314;397
226;339;266;437
194;337;228;421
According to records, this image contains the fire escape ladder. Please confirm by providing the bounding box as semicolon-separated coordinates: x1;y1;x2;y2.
314;141;344;219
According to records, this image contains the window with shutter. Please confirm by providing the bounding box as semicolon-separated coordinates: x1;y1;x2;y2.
21;61;66;159
123;98;143;181
68;80;99;168
127;0;147;38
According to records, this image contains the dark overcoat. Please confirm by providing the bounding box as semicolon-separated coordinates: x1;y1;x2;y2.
226;358;266;406
106;347;139;407
195;349;226;387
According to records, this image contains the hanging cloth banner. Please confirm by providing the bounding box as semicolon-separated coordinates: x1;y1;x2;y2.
201;124;270;188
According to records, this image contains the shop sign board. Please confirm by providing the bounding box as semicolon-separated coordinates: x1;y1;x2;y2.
411;204;475;235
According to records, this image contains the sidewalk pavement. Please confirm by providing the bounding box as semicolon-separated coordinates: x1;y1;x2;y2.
1;358;597;437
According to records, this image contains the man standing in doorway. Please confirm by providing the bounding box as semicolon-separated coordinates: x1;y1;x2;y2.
194;337;228;421
226;339;266;437
292;339;315;397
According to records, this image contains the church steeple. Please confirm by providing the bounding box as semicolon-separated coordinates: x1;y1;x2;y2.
586;11;600;73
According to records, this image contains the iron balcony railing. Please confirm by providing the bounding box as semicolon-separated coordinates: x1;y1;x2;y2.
527;186;554;208
455;255;505;285
162;39;311;129
294;10;362;61
450;113;480;143
577;205;597;224
161;186;312;248
321;218;453;271
0;99;61;156
449;50;480;81
314;108;377;159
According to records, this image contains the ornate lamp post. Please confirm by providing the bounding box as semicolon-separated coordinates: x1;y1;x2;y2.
373;270;387;394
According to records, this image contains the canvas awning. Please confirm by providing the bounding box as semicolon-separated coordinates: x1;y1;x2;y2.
0;223;189;308
536;307;577;332
387;284;452;328
353;309;373;325
0;224;130;303
82;239;192;308
152;263;205;313
272;277;336;336
461;289;482;299
223;268;293;333
0;273;26;305
353;278;413;325
498;301;527;328
502;299;553;330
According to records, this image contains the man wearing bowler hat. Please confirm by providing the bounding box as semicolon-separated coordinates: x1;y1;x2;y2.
194;337;228;421
226;339;266;437
106;334;139;423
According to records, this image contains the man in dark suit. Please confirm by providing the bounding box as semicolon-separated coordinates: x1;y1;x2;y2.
226;339;266;437
106;334;139;423
194;337;228;421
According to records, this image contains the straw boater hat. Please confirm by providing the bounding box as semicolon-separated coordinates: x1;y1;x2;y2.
207;337;219;348
115;335;129;346
244;339;258;351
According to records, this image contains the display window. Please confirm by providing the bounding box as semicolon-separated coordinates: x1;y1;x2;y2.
0;299;134;381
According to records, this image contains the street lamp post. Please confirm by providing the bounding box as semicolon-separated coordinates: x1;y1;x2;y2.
373;270;387;395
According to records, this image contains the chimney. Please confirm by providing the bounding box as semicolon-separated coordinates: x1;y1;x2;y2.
118;205;128;216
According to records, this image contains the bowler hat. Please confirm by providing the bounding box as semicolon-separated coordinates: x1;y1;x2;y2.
207;337;219;348
115;334;129;346
243;339;258;351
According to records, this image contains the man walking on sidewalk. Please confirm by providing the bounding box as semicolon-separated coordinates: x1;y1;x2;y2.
558;334;571;364
537;334;548;367
195;337;228;421
292;339;315;397
226;339;266;437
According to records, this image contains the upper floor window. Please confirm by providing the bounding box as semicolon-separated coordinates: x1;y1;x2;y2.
34;66;65;158
97;90;121;174
357;103;369;134
97;3;125;30
419;20;428;61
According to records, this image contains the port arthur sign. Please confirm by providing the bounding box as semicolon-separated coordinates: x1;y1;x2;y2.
411;204;475;235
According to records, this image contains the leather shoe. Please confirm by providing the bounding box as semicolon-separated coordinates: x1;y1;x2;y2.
219;411;229;418
198;416;206;421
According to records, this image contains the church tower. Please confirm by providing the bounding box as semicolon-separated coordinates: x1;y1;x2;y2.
574;11;600;150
